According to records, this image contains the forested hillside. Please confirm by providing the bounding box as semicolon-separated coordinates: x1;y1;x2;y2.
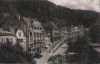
0;0;99;28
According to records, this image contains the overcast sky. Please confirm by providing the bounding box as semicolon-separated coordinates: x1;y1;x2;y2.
49;0;100;12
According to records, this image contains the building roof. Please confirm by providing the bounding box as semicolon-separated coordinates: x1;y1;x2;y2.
0;28;14;36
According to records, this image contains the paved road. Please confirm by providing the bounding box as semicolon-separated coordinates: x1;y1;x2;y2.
34;43;68;64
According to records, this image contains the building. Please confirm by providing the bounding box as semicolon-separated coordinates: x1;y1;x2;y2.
0;28;16;45
69;25;89;37
45;25;69;43
44;33;51;48
68;25;80;35
52;27;60;42
16;29;27;51
23;17;46;54
32;19;45;53
44;26;59;43
59;27;68;39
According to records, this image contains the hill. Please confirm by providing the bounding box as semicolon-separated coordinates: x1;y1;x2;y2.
0;0;99;28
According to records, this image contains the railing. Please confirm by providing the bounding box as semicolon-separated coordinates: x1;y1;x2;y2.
46;38;62;53
51;35;75;53
52;36;69;53
46;35;70;53
46;33;80;53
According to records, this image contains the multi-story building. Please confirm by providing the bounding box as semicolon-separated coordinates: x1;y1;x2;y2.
31;19;45;53
0;28;16;45
45;26;68;43
45;26;60;43
23;17;46;54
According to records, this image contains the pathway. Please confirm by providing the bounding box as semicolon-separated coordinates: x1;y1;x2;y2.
34;43;68;64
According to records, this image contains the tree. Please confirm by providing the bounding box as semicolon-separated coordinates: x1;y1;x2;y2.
89;19;100;43
66;36;100;64
48;54;66;64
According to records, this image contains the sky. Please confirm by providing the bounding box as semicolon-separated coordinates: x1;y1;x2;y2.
49;0;100;12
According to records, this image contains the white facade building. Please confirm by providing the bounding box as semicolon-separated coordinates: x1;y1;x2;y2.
0;28;16;45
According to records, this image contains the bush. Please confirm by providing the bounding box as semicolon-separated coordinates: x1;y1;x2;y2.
66;36;100;64
48;54;66;64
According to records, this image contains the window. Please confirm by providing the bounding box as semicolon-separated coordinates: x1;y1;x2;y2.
30;38;33;41
40;33;42;39
34;26;36;30
37;33;39;39
30;43;33;47
34;33;36;40
2;38;3;43
10;38;12;42
34;42;37;47
40;27;42;30
30;32;32;37
37;27;39;30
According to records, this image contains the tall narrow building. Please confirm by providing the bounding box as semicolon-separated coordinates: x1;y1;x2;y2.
23;17;46;54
